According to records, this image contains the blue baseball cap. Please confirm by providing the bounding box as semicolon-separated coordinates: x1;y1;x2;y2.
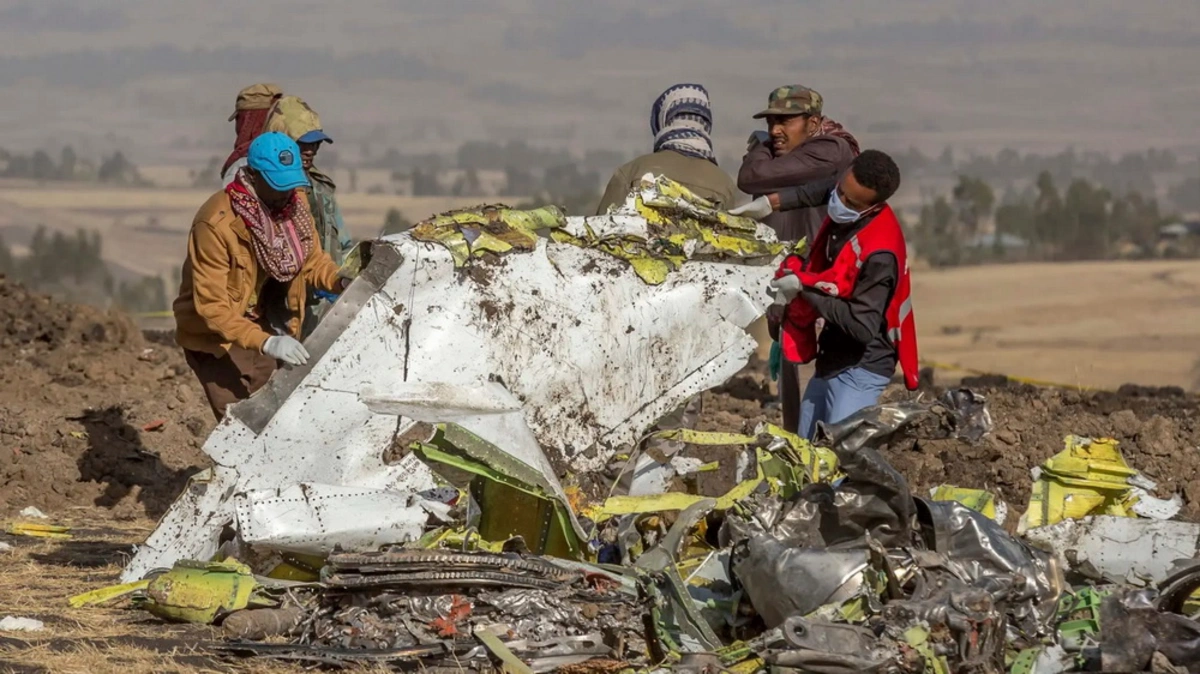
297;129;333;144
247;132;310;192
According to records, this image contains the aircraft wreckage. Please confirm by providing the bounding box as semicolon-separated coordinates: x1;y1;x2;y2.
124;175;785;581
101;177;1200;673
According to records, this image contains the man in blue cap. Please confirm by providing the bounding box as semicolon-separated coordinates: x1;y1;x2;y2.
265;95;352;336
174;131;348;420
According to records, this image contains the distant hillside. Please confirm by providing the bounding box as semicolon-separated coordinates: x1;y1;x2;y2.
0;0;1195;164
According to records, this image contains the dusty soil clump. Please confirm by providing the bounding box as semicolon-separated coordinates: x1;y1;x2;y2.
0;277;212;517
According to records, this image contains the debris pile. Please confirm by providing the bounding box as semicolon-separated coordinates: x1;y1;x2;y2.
77;391;1200;672
36;182;1200;672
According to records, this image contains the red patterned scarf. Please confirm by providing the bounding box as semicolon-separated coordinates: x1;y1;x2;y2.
819;117;862;157
222;106;278;176
225;169;315;282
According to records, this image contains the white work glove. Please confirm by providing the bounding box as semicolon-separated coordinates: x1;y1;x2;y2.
729;196;774;220
768;273;803;306
262;335;310;366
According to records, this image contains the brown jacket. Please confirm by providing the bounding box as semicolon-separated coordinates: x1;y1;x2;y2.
174;190;341;355
737;135;855;243
595;150;738;214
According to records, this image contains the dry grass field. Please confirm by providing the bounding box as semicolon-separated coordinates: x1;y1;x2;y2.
0;511;394;674
913;259;1200;392
0;182;529;277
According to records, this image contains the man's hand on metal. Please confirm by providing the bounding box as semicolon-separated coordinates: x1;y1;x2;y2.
729;196;775;220
263;335;310;366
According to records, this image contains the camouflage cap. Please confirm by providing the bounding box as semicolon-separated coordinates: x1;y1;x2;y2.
228;83;284;121
264;96;330;143
752;85;823;119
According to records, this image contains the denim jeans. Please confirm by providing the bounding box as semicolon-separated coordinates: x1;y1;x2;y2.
798;367;891;440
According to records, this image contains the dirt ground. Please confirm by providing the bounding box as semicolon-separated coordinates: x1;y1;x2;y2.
702;360;1200;519
0;276;213;518
1;278;1199;671
884;377;1200;519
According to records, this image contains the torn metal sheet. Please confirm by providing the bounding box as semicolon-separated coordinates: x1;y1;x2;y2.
410;424;586;557
1020;436;1178;531
360;385;582;546
915;499;1063;633
1023;516;1200;586
124;209;777;581
815;399;929;454
569;174;783;284
1099;589;1200;672
234;482;437;556
938;388;992;443
1157;561;1200;615
733;534;870;628
751;616;897;674
781;616;879;654
929;485;1007;525
1128;487;1184;520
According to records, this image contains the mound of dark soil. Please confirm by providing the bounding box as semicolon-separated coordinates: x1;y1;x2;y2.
0;276;211;517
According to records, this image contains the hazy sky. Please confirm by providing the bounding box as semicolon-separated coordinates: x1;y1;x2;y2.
1;0;1197;163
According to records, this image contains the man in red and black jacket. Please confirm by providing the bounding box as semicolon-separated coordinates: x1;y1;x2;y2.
738;150;918;439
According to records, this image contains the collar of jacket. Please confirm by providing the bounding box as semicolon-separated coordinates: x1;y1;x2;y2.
308;166;336;190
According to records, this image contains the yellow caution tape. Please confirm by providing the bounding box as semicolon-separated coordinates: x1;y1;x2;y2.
920;359;1108;393
5;522;72;539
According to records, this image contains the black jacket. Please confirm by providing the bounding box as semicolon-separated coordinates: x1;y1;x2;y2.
780;179;899;379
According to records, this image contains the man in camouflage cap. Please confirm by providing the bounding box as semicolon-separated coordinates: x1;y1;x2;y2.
736;85;859;243
265;95;353;337
733;84;859;436
754;85;825;124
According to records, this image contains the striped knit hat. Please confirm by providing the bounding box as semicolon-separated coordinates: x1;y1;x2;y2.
651;84;717;164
